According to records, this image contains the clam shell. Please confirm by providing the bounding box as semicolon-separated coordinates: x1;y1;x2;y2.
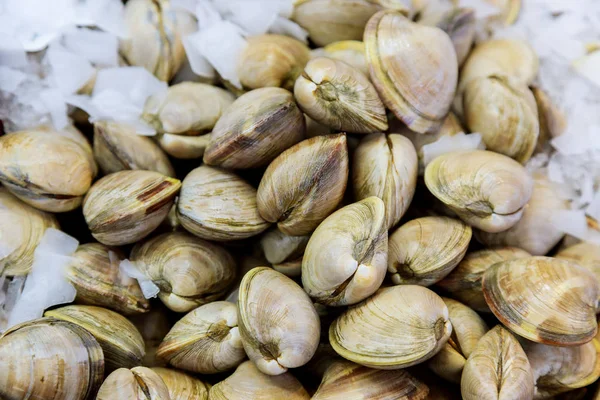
152;368;209;400
322;40;369;76
97;366;170;400
158;133;209;159
556;242;600;285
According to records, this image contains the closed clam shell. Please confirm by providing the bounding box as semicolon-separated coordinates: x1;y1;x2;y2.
294;57;388;133
365;10;458;133
525;338;600;399
476;174;569;255
177;166;270;241
329;285;451;369
144;82;235;135
0;130;97;212
203;88;306;169
257;134;348;236
93;120;175;177
302;197;388;306
260;228;309;277
482;256;599;346
44;305;145;372
158;133;209;159
156;301;245;374
424;7;476;66
556;242;600;284
312;359;429;399
66;243;149;314
83;170;181;246
238;34;310;91
97;366;171;400
132;232;237;312
428;298;488;383
436;247;531;312
209;360;310;400
388;216;471;286
121;0;196;81
424;150;534;233
238;267;320;375
0;317;104;400
322;40;369;76
151;368;209;400
464;75;539;163
0;187;59;276
461;325;534;400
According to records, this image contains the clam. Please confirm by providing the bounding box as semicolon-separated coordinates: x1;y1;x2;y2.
388;216;471;286
83;170;181;245
44;305;145;372
257;134;348;236
329;285;451;369
156;301;245;374
203;88;305;169
292;0;412;46
532;86;566;151
209;360;310;399
482;256;599;345
436;247;531;312
525;338;600;398
294;57;388;133
364;10;458;133
177;166;270;241
312;359;429;399
428;298;489;383
302;197;388;306
0;130;97;212
66;243;149;314
461;325;534;400
238;267;320;375
152;368;209;400
238;34;310;91
0;318;104;400
0;187;59;276
120;0;196;81
132;232;237;312
463;75;539;163
476;174;569;255
97;366;170;400
556;242;600;284
157;133;209;159
322;40;369;76
93;120;175;177
260;228;310;278
424;150;534;233
420;7;476;66
396;112;464;154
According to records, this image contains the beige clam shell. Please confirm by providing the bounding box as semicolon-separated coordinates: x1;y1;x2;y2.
260;227;309;277
329;285;451;369
151;368;209;400
158;133;209;159
556;242;600;285
322;40;369;76
97;366;171;400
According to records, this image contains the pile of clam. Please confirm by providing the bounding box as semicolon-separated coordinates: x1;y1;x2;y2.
0;0;597;399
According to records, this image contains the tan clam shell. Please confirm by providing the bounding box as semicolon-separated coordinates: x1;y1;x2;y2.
260;227;309;277
556;242;600;285
66;243;149;314
83;170;181;245
257;134;348;236
464;75;539;163
396;112;463;153
476;174;569;255
436;247;531;312
93;120;175;177
388;216;471;286
365;10;458;133
329;285;451;369
203;87;306;169
238;34;310;91
209;360;310;400
238;267;320;375
322;40;369;76
312;359;429;399
0;130;97;212
302;197;388;306
461;325;534;400
97;366;171;400
151;368;209;400
156;301;245;374
525;338;600;399
532;86;566;152
132;232;237;312
424;150;534;233
120;0;196;81
158;133;209;159
482;256;599;346
420;7;475;66
295;57;387;133
0;317;104;400
428;298;488;383
0;187;59;276
177;166;270;241
44;305;145;372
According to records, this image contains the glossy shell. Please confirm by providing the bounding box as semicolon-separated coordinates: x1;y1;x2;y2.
556;242;600;284
152;368;209;400
96;366;171;400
